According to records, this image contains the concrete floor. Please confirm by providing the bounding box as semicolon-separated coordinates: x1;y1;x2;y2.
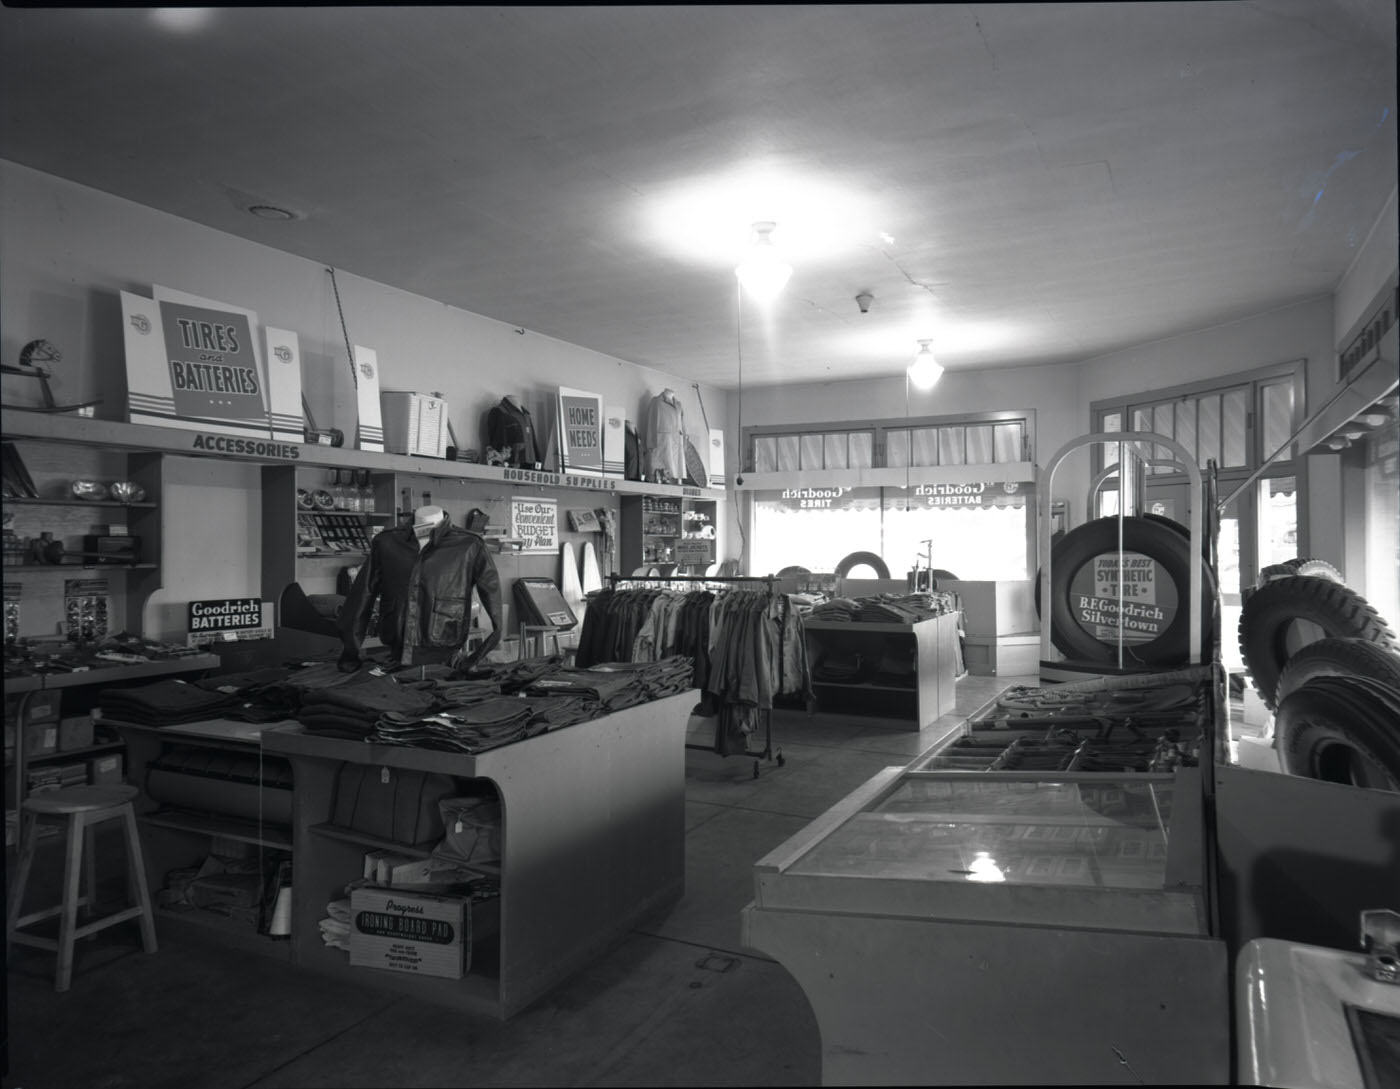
5;674;1023;1089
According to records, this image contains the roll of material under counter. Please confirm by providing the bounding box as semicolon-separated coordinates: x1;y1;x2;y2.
145;745;293;825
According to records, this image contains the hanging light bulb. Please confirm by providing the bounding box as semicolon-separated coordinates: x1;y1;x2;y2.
734;221;793;304
908;339;944;390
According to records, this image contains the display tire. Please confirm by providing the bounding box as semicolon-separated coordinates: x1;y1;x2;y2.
834;551;891;579
1238;575;1398;709
1274;637;1400;705
1044;516;1216;665
1258;557;1346;590
928;569;960;581
1285;557;1347;584
1142;512;1211;558
1274;676;1400;792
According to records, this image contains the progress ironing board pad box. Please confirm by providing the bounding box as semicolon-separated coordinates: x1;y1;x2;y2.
349;887;472;979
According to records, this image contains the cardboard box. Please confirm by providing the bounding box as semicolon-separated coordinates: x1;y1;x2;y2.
349;887;469;979
23;721;58;757
59;714;94;752
89;752;124;785
23;690;61;724
380;392;450;458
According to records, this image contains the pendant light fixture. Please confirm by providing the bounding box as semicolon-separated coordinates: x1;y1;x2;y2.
734;221;792;304
908;338;944;390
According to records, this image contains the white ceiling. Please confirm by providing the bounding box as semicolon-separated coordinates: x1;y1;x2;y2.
1;4;1395;390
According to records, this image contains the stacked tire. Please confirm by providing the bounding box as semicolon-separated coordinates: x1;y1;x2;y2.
1238;562;1400;792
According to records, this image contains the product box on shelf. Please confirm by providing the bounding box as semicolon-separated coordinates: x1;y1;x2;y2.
58;714;95;752
349;887;470;979
89;752;124;785
21;690;61;725
23;721;58;758
380;392;450;458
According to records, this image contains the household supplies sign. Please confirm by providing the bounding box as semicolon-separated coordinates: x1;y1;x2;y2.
1068;552;1176;645
511;498;558;554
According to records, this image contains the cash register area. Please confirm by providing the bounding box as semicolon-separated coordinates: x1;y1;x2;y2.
7;673;1025;1088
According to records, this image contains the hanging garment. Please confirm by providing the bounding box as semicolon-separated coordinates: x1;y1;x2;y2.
643;391;686;483
341;519;503;669
486;396;541;468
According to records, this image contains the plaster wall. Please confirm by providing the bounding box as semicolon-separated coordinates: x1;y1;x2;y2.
1;160;726;639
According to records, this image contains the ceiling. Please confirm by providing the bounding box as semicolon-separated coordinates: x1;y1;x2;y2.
1;4;1395;390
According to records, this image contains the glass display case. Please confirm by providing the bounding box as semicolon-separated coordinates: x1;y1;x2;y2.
743;764;1227;1084
759;769;1206;935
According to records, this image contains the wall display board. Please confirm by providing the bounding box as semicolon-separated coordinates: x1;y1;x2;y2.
122;287;272;438
262;327;306;444
556;387;604;476
603;404;625;478
352;346;384;452
707;427;726;487
510;497;558;554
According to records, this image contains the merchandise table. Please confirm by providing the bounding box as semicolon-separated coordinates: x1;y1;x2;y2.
119;690;695;1018
741;763;1229;1085
263;689;695;1018
803;612;958;729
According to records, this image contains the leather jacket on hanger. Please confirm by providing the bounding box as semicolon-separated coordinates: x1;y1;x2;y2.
486;396;541;468
340;518;503;669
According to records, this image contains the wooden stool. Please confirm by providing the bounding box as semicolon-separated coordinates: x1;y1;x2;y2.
518;624;563;660
7;783;158;992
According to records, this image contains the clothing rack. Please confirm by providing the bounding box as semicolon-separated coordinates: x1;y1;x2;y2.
604;573;785;778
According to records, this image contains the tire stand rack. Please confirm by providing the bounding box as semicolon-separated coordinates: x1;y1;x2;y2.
607;573;785;778
1038;431;1208;683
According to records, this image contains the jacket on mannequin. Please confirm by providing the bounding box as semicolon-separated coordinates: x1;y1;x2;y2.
339;510;503;670
486;395;541;468
643;389;685;483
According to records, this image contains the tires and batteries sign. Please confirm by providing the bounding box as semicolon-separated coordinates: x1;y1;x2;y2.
1068;552;1178;645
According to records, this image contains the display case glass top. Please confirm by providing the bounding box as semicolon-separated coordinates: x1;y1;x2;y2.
755;766;1207;936
788;775;1175;891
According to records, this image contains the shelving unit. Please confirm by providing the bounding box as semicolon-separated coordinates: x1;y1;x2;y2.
263;690;694;1019
619;494;719;572
803;612;959;730
2;435;165;638
116;719;295;962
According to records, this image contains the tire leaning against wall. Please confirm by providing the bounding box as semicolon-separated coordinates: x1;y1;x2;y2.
1043;516;1217;666
1257;557;1346;590
1274;637;1400;706
1238;576;1399;709
834;551;891;580
1273;675;1400;792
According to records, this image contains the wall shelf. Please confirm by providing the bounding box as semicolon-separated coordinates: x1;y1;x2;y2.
3;407;724;503
2;497;158;509
141;809;293;850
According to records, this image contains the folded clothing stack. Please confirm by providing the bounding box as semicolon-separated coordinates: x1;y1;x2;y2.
373;697;538;753
521;656;693;709
96;679;237;726
298;671;437;740
806;597;862;622
320;898;351;950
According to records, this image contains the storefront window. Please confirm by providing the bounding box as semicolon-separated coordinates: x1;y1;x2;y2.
751;488;883;576
751;484;1030;581
1257;475;1298;569
1363;421;1400;627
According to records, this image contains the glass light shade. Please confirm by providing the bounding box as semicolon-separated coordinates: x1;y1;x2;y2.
735;224;793;303
908;344;944;390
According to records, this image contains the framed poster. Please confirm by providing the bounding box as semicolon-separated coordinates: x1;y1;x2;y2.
123;287;271;437
510;497;558;554
557;387;604;476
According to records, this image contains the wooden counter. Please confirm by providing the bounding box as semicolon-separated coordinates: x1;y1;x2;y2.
803;612;958;729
